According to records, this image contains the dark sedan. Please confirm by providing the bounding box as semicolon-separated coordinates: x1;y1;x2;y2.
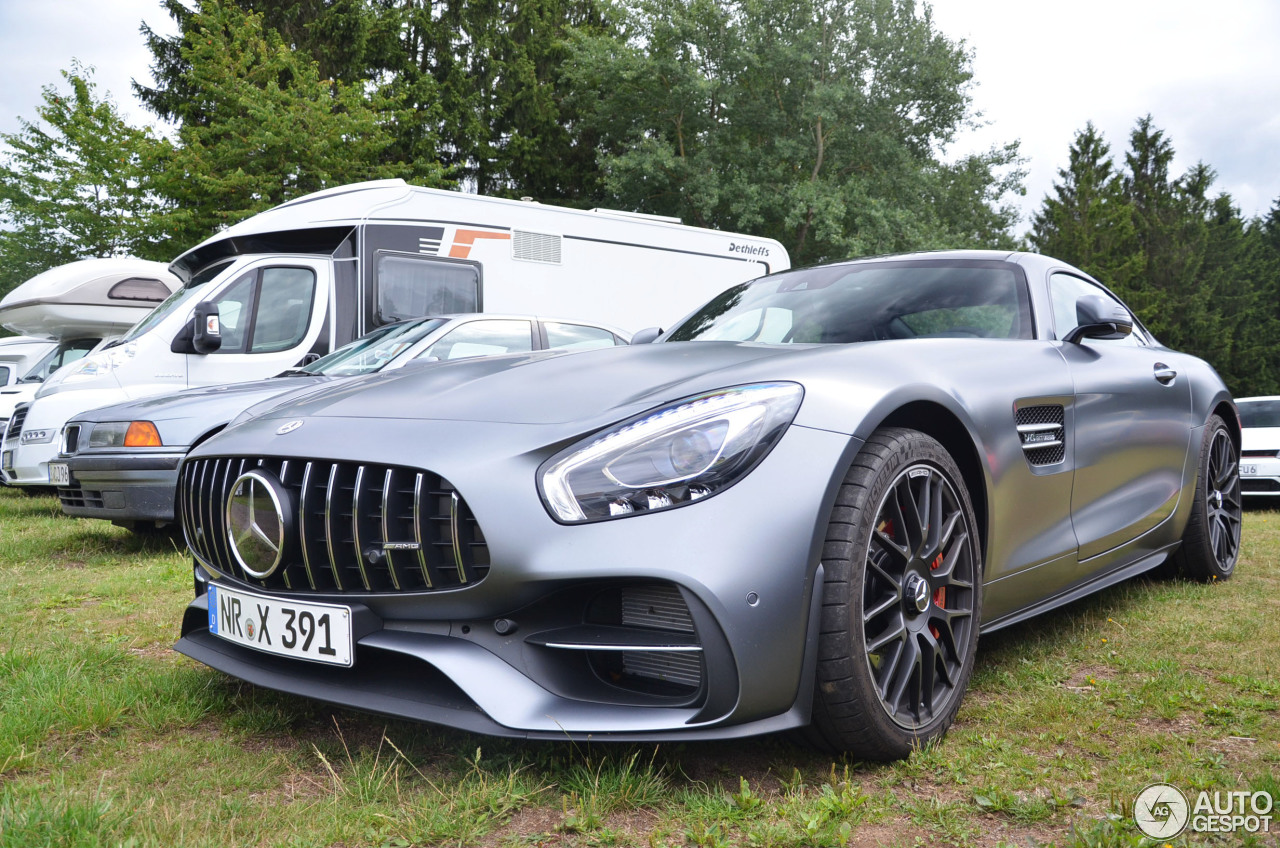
55;314;627;532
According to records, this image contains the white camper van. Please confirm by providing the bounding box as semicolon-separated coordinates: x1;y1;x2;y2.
2;179;788;487
0;259;180;437
0;337;57;388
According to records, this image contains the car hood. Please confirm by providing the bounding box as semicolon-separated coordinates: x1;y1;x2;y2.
239;342;827;428
1242;427;1280;451
72;375;337;425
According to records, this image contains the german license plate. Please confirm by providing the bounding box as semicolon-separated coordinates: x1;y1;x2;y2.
1241;464;1258;476
49;462;69;486
207;583;353;667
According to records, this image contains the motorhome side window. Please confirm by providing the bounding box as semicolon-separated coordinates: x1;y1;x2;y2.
376;255;479;323
213;267;317;354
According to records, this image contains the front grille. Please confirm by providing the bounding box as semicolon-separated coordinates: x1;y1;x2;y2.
5;404;28;441
180;456;490;594
1242;478;1280;493
59;486;104;509
1242;449;1277;458
1015;404;1065;466
62;424;81;455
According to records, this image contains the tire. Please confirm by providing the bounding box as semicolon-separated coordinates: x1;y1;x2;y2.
806;428;982;760
1169;414;1241;581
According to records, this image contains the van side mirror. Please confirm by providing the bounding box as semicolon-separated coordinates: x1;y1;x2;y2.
1063;295;1133;344
630;327;664;345
192;302;222;354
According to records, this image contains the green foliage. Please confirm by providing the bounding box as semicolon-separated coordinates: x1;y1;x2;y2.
1030;115;1280;397
563;0;1023;264
0;65;171;297
150;0;447;249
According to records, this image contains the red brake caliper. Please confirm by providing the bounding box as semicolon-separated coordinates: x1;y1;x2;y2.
930;553;945;638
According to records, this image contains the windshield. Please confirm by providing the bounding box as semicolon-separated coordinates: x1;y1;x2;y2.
121;280;213;343
667;260;1033;344
303;317;448;376
1239;400;1280;428
19;338;100;382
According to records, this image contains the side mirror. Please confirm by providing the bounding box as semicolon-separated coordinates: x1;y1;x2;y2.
192;302;222;354
630;327;664;345
1063;295;1133;344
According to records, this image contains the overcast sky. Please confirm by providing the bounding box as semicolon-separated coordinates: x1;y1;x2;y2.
2;0;1278;235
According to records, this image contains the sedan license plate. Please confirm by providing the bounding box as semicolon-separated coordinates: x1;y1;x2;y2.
49;462;70;486
1241;464;1258;476
207;583;353;667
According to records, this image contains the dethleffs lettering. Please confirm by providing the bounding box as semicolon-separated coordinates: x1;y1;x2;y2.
729;242;769;257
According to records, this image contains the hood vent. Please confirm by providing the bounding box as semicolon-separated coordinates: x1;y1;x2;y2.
1015;404;1065;467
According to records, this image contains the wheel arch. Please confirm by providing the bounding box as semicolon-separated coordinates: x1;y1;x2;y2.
872;401;990;563
1211;399;1240;452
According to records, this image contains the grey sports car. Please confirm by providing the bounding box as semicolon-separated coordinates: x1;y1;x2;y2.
174;250;1241;760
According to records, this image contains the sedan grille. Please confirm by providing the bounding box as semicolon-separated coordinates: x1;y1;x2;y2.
5;404;28;441
180;456;489;594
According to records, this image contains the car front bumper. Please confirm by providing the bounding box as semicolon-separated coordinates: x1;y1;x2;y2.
175;418;858;739
1240;455;1280;496
59;452;185;523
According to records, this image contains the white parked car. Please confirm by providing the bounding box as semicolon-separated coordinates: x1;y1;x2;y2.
1237;396;1280;497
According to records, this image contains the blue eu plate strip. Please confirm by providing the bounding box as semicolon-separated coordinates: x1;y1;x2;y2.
207;585;219;634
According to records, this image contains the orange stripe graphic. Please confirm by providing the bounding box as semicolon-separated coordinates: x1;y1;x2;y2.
449;229;511;258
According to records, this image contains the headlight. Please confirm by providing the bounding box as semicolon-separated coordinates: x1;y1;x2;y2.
539;382;803;523
88;421;163;448
20;428;56;445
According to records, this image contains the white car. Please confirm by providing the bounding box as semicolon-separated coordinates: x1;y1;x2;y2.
1237;396;1280;497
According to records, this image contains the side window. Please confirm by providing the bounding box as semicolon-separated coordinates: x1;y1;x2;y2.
419;320;534;361
376;255;480;323
213;267;317;354
212;271;257;354
1048;273;1143;346
250;268;316;352
544;322;622;351
0;365;11;385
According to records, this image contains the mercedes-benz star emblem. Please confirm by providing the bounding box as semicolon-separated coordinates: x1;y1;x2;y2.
276;420;304;435
225;470;291;579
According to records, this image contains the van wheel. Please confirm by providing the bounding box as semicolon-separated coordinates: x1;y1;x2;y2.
805;428;982;760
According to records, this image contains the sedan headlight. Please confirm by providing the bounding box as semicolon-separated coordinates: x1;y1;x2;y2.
20;428;56;445
88;421;163;448
539;382;803;523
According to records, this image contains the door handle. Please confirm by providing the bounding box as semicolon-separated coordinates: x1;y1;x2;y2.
1154;363;1177;385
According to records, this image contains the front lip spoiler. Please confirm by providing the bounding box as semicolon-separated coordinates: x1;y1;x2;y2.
175;584;821;742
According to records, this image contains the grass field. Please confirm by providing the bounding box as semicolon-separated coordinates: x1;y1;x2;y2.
0;486;1276;847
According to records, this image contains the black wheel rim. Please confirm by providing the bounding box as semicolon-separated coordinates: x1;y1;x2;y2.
1206;428;1242;572
862;463;977;730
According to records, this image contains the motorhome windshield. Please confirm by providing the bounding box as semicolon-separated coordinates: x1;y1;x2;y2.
302;317;447;377
19;338;100;382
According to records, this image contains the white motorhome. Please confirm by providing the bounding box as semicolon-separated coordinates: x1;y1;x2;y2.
0;337;57;388
0;259;180;436
2;179;789;487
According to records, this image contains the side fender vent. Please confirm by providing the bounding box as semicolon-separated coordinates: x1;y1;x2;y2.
512;230;562;264
1015;404;1065;466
